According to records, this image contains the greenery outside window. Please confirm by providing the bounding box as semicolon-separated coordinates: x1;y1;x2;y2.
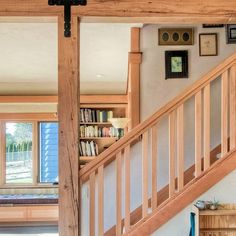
6;122;33;184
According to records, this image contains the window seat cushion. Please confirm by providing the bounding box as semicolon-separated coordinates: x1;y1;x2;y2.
0;194;58;205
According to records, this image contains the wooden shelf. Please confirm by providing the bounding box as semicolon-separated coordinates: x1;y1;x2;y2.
80;122;112;125
80;156;96;162
200;228;236;232
80;137;118;140
199;209;236;216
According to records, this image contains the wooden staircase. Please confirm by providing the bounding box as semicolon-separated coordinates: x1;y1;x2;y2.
80;52;236;236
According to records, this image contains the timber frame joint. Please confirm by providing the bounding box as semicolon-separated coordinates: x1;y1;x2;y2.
129;52;142;64
48;0;86;37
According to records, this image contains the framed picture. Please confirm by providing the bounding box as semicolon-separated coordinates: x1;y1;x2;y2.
226;24;236;44
199;33;218;56
158;28;194;45
202;24;224;28
165;50;188;79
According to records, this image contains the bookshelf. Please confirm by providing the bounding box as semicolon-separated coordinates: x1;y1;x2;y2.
79;102;128;167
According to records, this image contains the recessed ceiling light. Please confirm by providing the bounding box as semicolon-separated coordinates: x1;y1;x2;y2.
96;74;104;78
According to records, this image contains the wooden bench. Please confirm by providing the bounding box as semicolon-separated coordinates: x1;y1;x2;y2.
0;195;58;225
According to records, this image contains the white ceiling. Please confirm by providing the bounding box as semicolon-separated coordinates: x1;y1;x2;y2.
0;18;138;95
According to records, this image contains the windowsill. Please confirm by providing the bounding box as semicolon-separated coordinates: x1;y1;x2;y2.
0;184;58;189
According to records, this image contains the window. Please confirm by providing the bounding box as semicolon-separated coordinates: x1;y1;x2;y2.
39;122;58;183
5;122;33;184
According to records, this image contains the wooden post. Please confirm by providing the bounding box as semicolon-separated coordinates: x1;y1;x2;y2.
58;16;80;236
128;27;142;130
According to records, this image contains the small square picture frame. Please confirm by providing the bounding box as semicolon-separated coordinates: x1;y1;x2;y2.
226;24;236;44
199;33;218;56
165;50;188;79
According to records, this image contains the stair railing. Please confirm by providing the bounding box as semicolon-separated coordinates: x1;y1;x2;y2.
80;52;236;236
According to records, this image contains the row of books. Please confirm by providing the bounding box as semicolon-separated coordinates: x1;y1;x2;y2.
80;109;113;123
80;125;119;138
79;141;98;156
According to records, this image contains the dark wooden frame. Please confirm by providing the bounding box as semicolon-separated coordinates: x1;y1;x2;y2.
202;24;224;28
199;33;218;56
226;24;236;44
165;50;188;79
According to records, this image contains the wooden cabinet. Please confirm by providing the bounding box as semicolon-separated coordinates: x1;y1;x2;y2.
194;204;236;236
0;205;58;224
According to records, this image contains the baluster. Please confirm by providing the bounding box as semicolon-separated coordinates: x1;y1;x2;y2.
169;111;176;197
151;124;158;211
142;131;148;217
89;172;95;236
221;70;229;156
116;152;122;236
124;145;131;232
177;105;184;191
98;166;104;236
230;65;236;150
195;91;202;177
204;85;211;170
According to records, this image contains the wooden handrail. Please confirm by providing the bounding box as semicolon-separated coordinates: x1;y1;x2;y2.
82;52;236;236
80;52;236;181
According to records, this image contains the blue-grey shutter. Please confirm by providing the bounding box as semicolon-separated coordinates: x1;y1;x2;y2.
40;122;58;183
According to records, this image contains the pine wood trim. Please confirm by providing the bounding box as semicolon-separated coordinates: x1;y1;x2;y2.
128;27;141;130
0;113;57;121
89;172;95;236
203;85;211;170
125;148;236;236
0;205;58;223
142;132;148;218
177;105;184;191
230;65;236;150
0;95;127;104
124;145;131;232
1;1;236;22
98;166;104;236
104;143;221;236
0;121;5;186
169;111;176;197
80;54;236;181
58;16;80;236
221;70;229;157
195;91;202;177
81;95;128;104
0;96;58;103
116;152;122;236
151;124;157;211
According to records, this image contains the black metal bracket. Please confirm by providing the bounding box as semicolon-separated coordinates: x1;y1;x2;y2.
48;0;87;37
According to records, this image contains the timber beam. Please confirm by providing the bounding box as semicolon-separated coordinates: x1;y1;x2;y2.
1;1;236;24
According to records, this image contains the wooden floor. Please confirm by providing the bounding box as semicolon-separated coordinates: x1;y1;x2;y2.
0;226;58;235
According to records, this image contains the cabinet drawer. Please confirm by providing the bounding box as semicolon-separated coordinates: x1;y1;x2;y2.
0;207;27;222
27;205;58;221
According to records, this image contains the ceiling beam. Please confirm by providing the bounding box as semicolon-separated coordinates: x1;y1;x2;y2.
0;113;57;121
0;16;57;23
0;96;58;103
1;0;236;23
0;95;128;104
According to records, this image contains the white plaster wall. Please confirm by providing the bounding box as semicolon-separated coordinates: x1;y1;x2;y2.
81;24;236;235
152;169;236;236
141;24;236;120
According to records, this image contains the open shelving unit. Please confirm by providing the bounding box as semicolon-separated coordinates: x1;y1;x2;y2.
79;100;128;168
194;204;236;236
